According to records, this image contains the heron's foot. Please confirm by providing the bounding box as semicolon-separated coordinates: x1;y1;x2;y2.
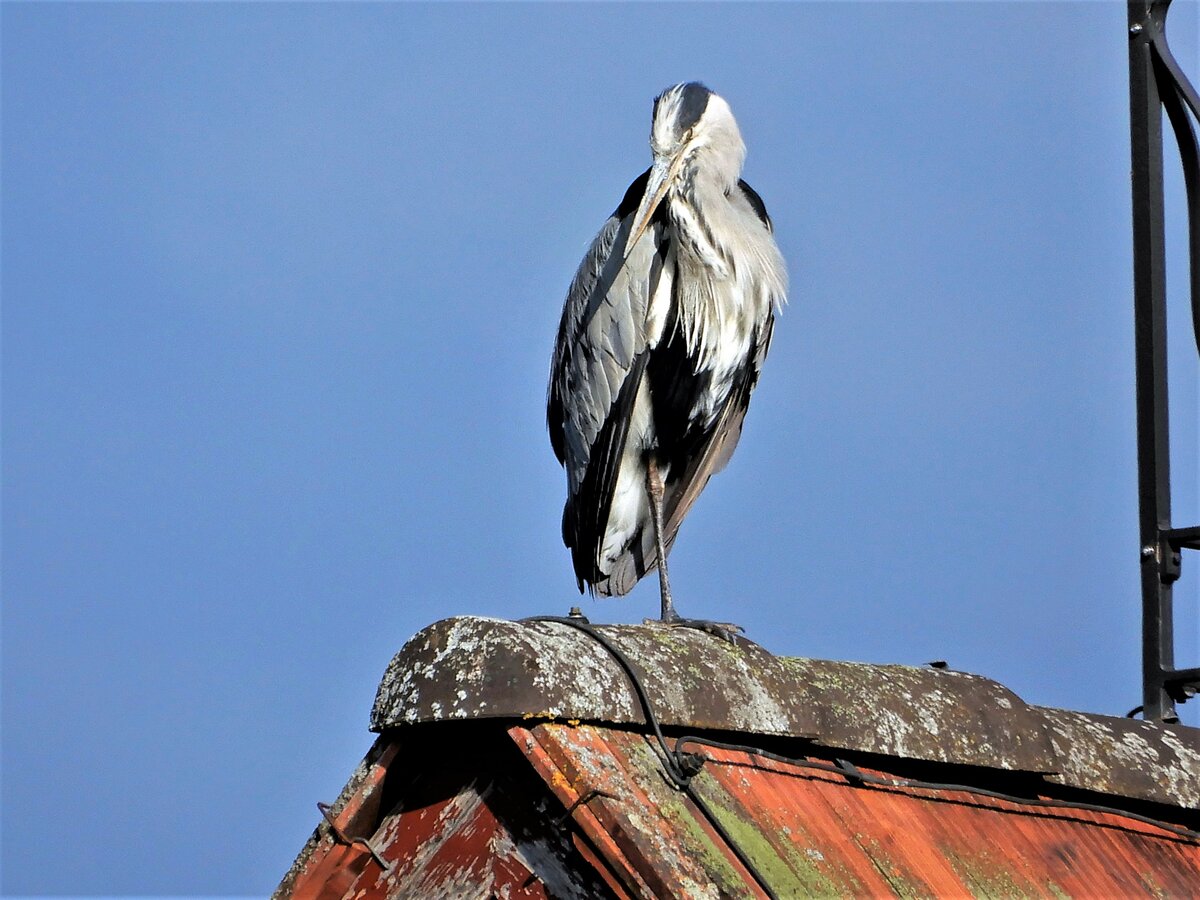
642;615;745;645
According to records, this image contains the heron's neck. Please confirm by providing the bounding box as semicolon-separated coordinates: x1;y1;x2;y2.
669;167;740;276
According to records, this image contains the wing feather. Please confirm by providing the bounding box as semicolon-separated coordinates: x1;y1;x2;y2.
563;351;649;589
548;168;652;469
549;169;670;591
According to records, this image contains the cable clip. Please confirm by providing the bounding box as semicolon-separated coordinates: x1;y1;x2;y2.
316;801;391;873
674;750;706;781
833;759;866;786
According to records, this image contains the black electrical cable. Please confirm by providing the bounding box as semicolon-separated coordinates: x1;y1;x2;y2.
522;616;781;899
522;615;698;787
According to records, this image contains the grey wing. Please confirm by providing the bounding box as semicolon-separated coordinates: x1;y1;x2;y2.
548;215;634;478
548;168;654;474
548;171;665;588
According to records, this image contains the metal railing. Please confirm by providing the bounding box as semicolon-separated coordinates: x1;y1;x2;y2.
1126;0;1200;723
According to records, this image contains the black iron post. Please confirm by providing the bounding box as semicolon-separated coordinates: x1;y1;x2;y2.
1126;0;1200;722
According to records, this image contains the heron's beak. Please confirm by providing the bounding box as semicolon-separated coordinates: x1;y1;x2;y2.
624;149;687;259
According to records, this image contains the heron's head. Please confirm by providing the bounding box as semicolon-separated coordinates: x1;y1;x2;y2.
625;82;746;257
650;83;745;176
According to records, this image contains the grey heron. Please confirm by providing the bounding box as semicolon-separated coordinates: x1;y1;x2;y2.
547;82;786;626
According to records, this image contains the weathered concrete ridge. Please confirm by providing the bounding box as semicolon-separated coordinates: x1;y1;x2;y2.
372;615;1200;809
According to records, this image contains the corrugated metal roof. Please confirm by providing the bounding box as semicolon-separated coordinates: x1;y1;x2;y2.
277;616;1200;898
517;721;1200;898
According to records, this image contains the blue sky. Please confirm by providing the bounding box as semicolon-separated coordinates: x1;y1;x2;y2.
3;1;1198;894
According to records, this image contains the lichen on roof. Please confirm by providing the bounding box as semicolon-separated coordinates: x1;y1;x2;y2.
370;616;1200;810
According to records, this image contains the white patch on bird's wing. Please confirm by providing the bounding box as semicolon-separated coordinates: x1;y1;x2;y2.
599;463;646;575
644;237;675;347
597;387;655;580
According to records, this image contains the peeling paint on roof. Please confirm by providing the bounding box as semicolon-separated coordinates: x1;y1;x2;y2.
275;723;617;899
278;617;1200;898
516;722;1200;898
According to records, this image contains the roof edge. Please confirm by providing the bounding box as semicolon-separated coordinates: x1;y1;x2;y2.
369;616;1200;809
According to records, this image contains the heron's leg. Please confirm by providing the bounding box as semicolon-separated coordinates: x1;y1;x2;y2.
645;456;675;622
644;457;742;643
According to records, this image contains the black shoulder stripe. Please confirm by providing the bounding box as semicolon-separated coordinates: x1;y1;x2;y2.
737;179;773;232
614;167;653;220
646;303;714;480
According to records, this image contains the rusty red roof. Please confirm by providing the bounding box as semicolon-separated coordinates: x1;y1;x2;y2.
275;616;1200;898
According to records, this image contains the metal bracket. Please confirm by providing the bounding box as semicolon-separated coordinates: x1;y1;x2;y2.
1164;526;1200;551
1158;534;1183;584
1165;666;1200;702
